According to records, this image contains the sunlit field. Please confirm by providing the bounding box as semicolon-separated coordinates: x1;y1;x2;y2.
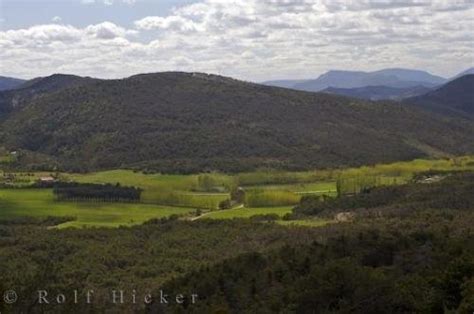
0;189;192;228
1;156;473;228
201;206;293;219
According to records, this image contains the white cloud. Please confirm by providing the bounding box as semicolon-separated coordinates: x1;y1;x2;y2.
134;16;201;32
51;16;62;23
85;21;135;39
1;0;473;80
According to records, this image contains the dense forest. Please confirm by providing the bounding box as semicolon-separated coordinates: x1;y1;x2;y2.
0;172;473;313
0;72;473;173
149;172;474;313
0;217;323;313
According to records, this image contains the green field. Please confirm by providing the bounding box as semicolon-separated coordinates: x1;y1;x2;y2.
201;206;293;219
200;206;332;228
69;170;199;191
68;170;230;209
1;156;473;228
0;189;192;228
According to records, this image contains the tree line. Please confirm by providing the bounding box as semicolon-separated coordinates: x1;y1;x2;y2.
53;182;142;202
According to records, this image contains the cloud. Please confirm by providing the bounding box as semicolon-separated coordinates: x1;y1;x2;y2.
51;16;62;23
134;16;201;32
1;0;473;80
85;21;136;39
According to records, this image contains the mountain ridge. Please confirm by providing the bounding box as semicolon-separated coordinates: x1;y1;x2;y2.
263;68;448;92
0;74;99;116
0;76;26;91
406;74;474;118
322;85;431;101
1;71;473;173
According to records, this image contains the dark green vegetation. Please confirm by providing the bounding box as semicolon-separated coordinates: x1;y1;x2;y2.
0;72;473;173
53;182;142;202
407;74;474;118
0;74;96;117
1;171;469;313
0;218;323;313
151;172;474;313
0;171;473;313
294;171;474;217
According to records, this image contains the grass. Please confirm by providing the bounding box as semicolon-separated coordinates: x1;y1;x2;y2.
201;206;332;229
237;156;474;186
68;170;230;209
0;189;192;228
69;170;198;191
245;181;336;193
1;156;473;228
202;206;293;219
244;190;301;207
276;219;332;227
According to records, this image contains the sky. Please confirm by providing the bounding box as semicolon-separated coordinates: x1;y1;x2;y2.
0;0;473;81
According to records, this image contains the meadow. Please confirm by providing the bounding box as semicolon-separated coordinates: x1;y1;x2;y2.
0;189;192;228
0;156;473;228
201;206;293;219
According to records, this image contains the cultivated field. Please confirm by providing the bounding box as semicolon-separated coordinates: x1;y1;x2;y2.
1;156;473;228
0;189;192;228
201;206;293;219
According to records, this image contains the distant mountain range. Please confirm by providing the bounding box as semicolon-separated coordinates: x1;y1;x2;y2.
261;79;308;90
264;68;448;91
0;76;26;91
450;67;474;80
322;85;431;101
0;71;472;173
263;67;472;100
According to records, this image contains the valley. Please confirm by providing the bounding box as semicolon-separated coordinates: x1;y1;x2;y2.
2;1;474;312
0;73;472;312
1;156;473;229
1;164;473;313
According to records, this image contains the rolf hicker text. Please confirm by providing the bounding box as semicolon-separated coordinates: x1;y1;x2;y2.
34;290;198;305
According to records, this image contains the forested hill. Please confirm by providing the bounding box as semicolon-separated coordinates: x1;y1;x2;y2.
0;74;98;116
407;74;474;118
1;72;473;173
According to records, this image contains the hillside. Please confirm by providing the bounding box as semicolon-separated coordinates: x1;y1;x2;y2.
157;172;474;313
407;74;474;118
261;79;308;89
451;67;474;80
0;74;98;117
0;76;25;91
322;85;431;101
0;72;473;173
